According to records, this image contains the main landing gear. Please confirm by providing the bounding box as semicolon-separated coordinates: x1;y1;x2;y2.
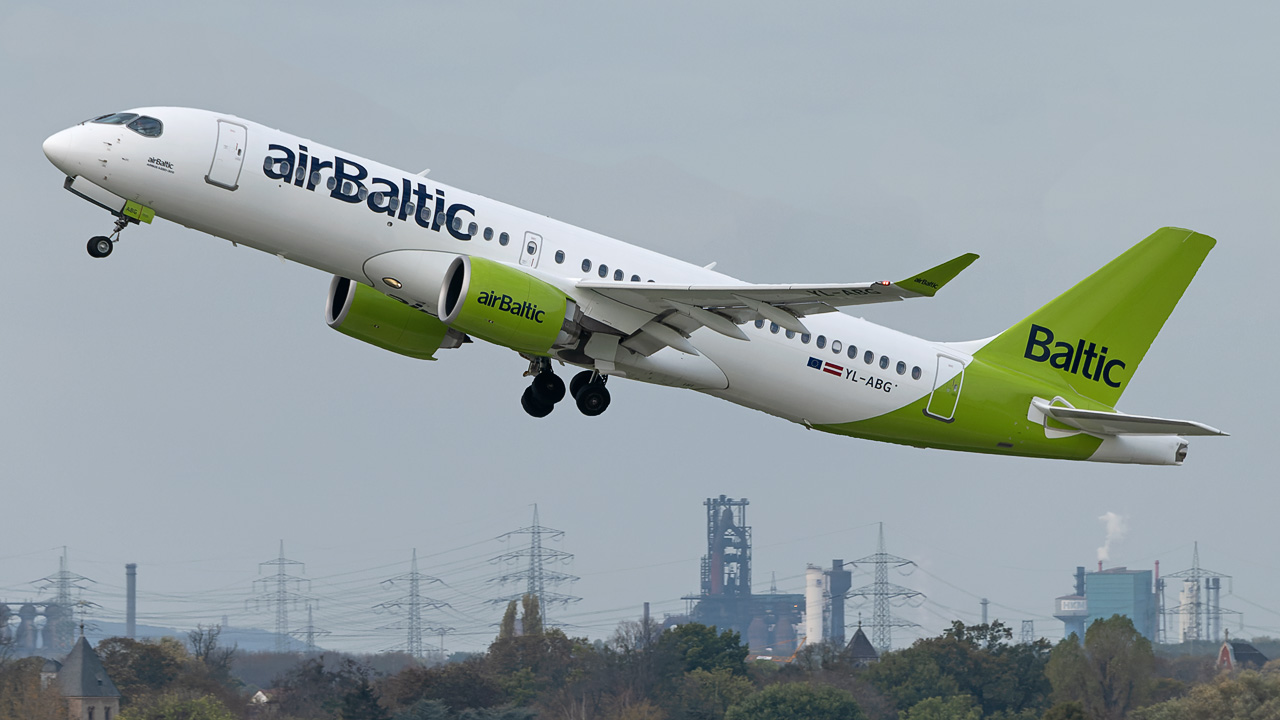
521;360;611;418
86;216;130;258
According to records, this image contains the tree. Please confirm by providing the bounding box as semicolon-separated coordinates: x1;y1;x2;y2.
0;656;66;720
339;664;391;720
520;595;543;637
381;658;505;712
117;692;235;720
723;683;864;720
96;637;187;707
1046;615;1155;720
499;601;518;640
187;625;236;680
901;695;982;720
864;621;1051;717
676;667;754;720
658;624;749;677
1130;669;1280;720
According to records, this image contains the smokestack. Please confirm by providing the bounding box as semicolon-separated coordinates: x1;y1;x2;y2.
126;563;137;638
804;565;824;646
1075;566;1086;596
981;598;989;625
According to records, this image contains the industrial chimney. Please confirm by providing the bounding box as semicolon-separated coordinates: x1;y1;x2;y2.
126;563;137;638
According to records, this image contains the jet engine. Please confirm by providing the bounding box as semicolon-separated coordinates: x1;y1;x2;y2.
326;276;462;360
438;255;580;355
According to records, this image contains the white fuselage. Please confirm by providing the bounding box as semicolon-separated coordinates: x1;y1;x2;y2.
43;107;966;428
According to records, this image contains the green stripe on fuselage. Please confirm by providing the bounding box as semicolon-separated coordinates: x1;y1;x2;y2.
813;357;1105;460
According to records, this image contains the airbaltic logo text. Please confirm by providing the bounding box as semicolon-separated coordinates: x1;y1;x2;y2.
477;291;545;323
1023;324;1126;388
262;144;476;242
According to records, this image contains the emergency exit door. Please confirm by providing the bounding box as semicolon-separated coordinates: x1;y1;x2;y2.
925;355;965;421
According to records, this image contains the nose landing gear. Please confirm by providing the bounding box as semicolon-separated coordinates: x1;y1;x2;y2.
520;361;612;418
86;216;130;259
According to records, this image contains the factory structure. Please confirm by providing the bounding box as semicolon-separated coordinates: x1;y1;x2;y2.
1;556;139;659
1054;544;1239;645
681;496;894;660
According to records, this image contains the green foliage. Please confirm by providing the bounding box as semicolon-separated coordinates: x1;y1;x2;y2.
659;624;749;677
676;667;755;719
1041;701;1087;720
864;621;1051;717
339;664;391;720
380;658;505;712
97;637;187;706
724;683;864;720
118;692;235;720
499;602;517;640
1046;615;1155;720
1130;668;1280;720
276;655;382;719
900;695;981;720
0;656;66;720
392;698;538;720
520;595;543;637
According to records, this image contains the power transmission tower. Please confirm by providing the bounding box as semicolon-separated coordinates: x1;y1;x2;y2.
490;505;581;626
849;523;923;653
1164;542;1237;643
249;540;312;652
375;549;449;660
33;547;96;654
290;602;330;654
425;625;456;664
1021;620;1035;644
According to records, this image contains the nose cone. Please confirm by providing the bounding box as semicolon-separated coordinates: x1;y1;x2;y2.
43;128;78;175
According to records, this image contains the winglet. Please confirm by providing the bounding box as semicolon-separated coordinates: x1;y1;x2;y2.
896;253;980;297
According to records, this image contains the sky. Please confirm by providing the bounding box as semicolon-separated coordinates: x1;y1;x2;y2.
1;2;1277;655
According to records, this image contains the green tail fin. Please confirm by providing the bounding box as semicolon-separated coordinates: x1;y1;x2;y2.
974;227;1215;408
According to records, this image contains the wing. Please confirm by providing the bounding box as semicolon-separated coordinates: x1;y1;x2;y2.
1032;398;1227;436
577;253;978;355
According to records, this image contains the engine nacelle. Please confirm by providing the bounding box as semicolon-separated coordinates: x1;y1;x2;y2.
439;256;579;355
326;276;457;360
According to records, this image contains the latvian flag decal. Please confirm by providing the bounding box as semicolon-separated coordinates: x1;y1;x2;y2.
807;357;843;376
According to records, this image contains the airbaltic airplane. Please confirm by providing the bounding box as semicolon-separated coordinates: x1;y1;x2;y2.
42;107;1225;465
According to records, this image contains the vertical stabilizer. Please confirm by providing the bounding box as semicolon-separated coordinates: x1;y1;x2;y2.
974;227;1215;407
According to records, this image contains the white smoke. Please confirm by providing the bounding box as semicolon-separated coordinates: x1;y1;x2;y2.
1097;512;1128;564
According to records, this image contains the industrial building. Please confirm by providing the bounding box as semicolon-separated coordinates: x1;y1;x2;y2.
1054;564;1157;642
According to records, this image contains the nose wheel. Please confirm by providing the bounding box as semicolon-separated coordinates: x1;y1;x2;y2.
86;216;132;258
87;236;114;258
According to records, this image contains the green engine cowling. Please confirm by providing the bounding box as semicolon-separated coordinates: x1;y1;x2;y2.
438;256;579;355
327;276;457;360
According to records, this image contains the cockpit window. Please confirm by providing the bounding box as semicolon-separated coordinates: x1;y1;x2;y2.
91;112;139;125
126;116;163;138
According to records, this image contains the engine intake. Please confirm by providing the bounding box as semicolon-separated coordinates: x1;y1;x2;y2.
439;255;579;354
327;276;457;360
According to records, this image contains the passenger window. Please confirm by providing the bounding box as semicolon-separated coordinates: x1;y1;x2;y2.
864;350;874;365
912;366;922;380
832;340;842;354
896;361;907;375
816;335;826;349
468;222;478;236
879;355;890;369
598;264;608;278
630;275;640;282
770;323;780;334
484;227;494;241
847;345;857;359
614;269;623;281
755;319;765;329
499;232;510;246
127;116;163;137
555;250;565;264
451;216;462;232
582;259;592;272
801;333;811;344
786;330;796;339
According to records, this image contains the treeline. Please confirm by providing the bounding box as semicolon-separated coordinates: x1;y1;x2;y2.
4;598;1279;719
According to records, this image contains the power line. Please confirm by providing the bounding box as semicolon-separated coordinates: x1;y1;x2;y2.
849;523;924;653
248;540;313;652
489;505;580;626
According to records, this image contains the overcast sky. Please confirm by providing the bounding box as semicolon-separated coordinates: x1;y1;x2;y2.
2;2;1277;654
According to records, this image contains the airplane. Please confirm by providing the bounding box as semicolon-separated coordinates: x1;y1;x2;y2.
41;107;1225;465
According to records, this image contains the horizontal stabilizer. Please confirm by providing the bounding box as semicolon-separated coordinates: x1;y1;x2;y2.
1032;399;1226;437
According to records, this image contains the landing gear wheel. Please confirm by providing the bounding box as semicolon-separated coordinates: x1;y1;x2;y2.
570;370;594;400
531;372;566;405
521;386;554;418
87;236;113;258
575;383;611;417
